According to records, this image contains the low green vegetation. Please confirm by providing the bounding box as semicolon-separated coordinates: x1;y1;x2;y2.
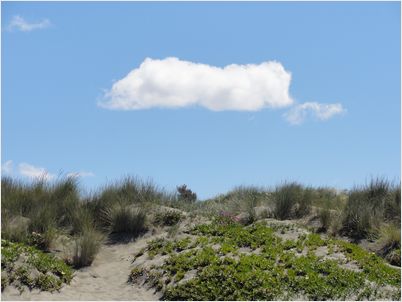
1;239;73;292
130;219;400;301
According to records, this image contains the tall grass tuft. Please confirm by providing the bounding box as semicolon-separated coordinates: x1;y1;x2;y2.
226;186;264;224
377;224;401;266
318;207;332;232
101;203;146;238
273;182;312;220
72;226;103;268
88;177;170;227
341;177;399;240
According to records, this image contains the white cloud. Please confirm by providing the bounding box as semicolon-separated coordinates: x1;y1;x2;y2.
18;163;55;181
2;160;13;175
8;15;50;32
66;171;95;178
284;102;346;125
99;57;294;111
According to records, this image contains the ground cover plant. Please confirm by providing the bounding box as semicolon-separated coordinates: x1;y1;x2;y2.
129;218;401;301
1;239;73;292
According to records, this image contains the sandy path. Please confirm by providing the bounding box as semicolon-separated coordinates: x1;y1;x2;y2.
2;235;161;301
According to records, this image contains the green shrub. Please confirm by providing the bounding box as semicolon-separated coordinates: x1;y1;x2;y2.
177;184;197;203
154;210;183;226
137;221;400;301
1;239;73;292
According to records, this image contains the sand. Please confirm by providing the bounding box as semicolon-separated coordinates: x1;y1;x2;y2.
2;235;161;301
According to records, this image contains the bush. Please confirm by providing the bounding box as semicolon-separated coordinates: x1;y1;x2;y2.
72;226;103;268
102;204;146;236
154;210;183;226
177;184;197;203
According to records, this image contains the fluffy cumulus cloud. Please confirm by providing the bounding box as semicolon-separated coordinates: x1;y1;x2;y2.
283;102;346;125
8;15;50;32
100;57;294;111
1;160;13;175
18;163;55;181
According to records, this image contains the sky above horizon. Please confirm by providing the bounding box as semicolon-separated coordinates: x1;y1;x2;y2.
2;2;401;199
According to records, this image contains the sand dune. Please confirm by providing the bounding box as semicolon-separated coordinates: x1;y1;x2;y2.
2;235;161;301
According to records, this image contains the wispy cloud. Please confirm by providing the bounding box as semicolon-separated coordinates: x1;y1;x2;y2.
99;57;294;111
7;15;50;32
283;102;346;125
18;162;55;181
1;160;13;175
66;171;95;178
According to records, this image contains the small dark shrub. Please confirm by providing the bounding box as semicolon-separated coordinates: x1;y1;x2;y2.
177;185;197;203
154;210;183;226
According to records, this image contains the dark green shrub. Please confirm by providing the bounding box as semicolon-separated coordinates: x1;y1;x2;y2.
177;184;197;203
154;210;183;226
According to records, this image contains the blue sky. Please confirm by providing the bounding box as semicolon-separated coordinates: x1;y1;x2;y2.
2;2;400;199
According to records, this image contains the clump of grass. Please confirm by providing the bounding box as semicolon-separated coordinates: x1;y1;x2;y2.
101;204;146;237
318;207;332;232
226;186;264;225
1;213;30;243
377;224;401;266
88;177;172;226
154;210;183;226
273;182;312;220
341;177;399;240
1;177;81;250
72;226;103;268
